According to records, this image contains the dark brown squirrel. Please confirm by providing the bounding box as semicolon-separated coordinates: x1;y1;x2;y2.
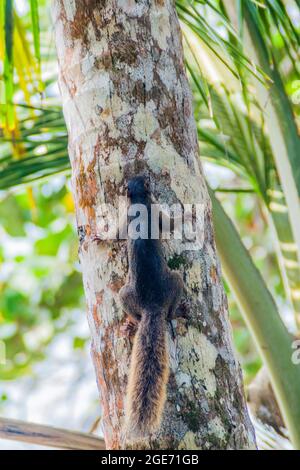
119;176;184;440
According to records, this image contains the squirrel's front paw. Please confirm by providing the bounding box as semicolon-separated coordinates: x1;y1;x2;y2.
169;299;189;320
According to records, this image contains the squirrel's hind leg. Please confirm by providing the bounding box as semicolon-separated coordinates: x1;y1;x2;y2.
119;284;142;322
166;271;184;320
119;284;141;340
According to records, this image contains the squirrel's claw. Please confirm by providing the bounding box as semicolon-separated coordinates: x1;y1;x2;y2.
121;317;138;340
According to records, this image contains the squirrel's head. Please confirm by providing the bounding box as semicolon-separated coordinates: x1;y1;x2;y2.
127;176;150;201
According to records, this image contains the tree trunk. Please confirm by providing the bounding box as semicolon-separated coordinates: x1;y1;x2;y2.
52;0;256;450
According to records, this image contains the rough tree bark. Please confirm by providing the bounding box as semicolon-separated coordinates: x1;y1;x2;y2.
52;0;256;450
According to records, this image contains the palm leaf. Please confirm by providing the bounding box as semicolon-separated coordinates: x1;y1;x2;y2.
220;1;300;316
30;0;40;65
210;187;300;450
3;0;14;131
0;105;69;190
177;0;268;83
30;0;42;89
0;3;42;133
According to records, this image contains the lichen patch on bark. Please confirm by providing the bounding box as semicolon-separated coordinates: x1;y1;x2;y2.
150;5;171;50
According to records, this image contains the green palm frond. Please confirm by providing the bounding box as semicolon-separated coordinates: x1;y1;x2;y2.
191;72;300;328
1;0;300;448
184;2;300;329
2;0;14;130
210;187;300;450
30;0;40;67
251;0;300;68
0;1;42;134
0;105;69;190
217;0;300;326
177;0;268;83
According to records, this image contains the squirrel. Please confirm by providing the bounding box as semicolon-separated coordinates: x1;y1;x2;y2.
119;176;184;440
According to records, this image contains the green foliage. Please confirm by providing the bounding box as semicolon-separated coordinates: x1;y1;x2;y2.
0;106;69;189
30;0;40;66
1;0;300;447
183;0;300;329
176;0;267;83
0;180;83;382
0;1;43;133
210;188;300;449
3;0;14;130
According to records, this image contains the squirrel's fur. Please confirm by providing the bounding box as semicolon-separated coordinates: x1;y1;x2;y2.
125;312;169;438
120;176;183;440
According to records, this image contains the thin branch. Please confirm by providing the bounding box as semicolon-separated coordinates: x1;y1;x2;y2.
0;417;106;450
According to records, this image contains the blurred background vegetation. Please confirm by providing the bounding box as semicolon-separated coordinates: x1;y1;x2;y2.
1;0;300;449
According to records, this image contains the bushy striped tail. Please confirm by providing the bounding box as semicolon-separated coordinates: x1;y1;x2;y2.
125;312;169;439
